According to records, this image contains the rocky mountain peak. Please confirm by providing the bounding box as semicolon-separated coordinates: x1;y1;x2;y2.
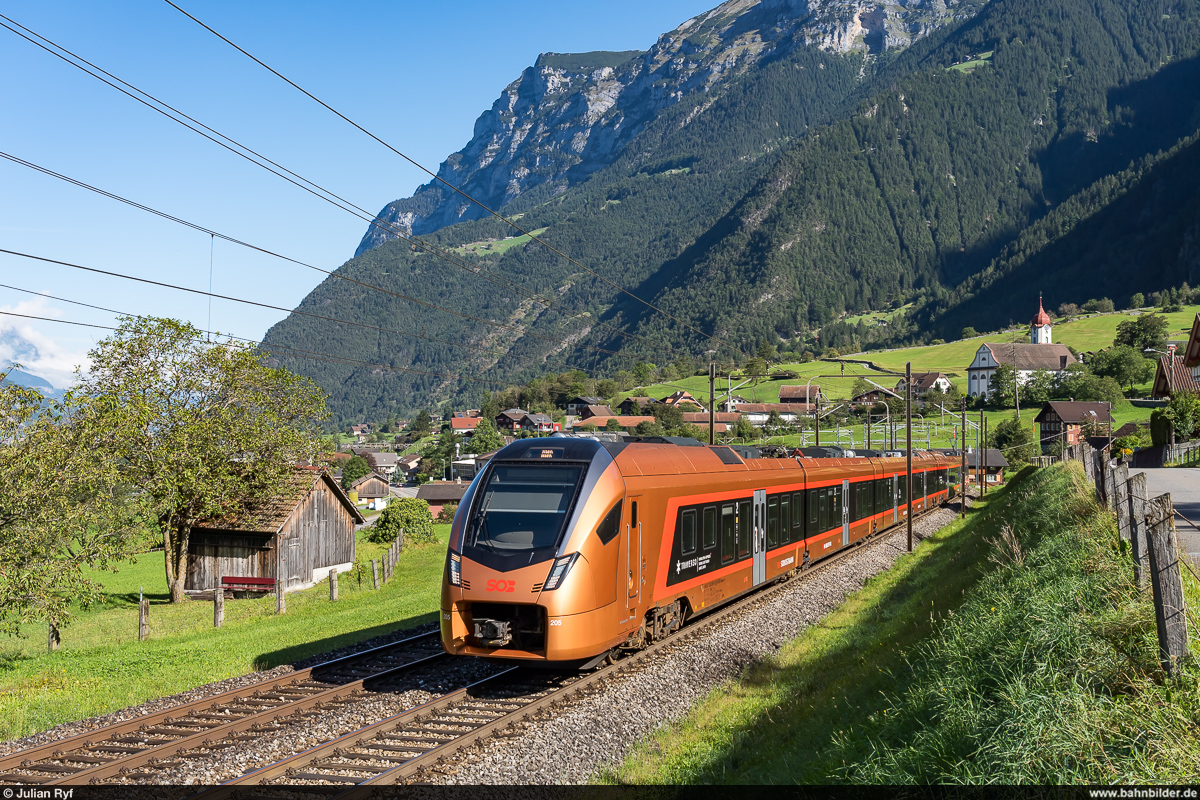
355;0;978;255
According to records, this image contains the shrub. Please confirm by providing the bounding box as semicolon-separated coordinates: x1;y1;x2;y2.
435;502;458;524
368;497;434;544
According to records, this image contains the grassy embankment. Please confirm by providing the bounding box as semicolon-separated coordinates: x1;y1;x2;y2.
0;526;450;741
609;463;1200;784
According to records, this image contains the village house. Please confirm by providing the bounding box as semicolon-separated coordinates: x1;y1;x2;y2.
578;404;616;420
682;412;739;433
450;416;482;434
728;403;812;427
348;471;390;502
565;396;607;416
396;454;422;481
966;298;1076;398
349;424;369;443
366;451;399;481
618;396;654;415
779;385;824;404
416;480;469;519
571;414;655;430
185;467;364;594
849;389;891;408
1034;401;1115;450
1151;314;1200;399
660;390;705;411
895;372;953;400
964;449;1009;486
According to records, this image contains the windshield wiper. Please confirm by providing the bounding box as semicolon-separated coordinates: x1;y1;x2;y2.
470;490;496;548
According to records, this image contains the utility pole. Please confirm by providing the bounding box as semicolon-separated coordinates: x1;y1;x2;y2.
906;362;913;553
708;362;716;446
978;408;984;491
960;398;967;519
815;395;821;448
866;413;872;450
982;417;989;495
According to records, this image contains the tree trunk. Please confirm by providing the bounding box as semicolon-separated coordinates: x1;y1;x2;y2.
168;522;191;603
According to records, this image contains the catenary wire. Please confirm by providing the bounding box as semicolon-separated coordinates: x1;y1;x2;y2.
0;15;658;355
163;0;728;351
0;309;505;387
0;276;599;376
0;248;617;365
0;150;619;362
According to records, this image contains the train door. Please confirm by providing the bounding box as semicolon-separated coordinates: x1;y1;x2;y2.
752;489;766;586
622;496;642;617
892;474;898;524
841;479;850;546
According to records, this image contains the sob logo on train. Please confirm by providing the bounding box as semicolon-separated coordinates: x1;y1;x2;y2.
486;579;516;592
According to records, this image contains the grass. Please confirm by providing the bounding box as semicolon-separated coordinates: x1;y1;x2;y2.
607;463;1200;783
0;526;450;741
451;227;549;257
947;50;994;73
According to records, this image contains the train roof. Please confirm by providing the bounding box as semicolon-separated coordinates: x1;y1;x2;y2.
485;434;957;478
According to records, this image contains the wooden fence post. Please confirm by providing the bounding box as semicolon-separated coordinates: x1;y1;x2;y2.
371;559;379;590
1102;452;1115;510
1146;493;1188;676
1127;471;1150;590
329;568;339;602
214;576;224;629
48;621;60;653
276;546;287;615
138;598;149;641
1114;463;1131;543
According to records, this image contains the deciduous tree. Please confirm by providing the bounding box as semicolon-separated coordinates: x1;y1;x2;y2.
73;317;327;603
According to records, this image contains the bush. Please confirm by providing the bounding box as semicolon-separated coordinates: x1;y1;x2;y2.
435;502;458;524
368;497;434;545
1082;297;1115;313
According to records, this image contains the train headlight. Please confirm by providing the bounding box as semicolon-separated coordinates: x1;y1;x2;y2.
447;550;462;587
542;553;580;591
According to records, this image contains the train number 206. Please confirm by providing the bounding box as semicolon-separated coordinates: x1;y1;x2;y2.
485;579;516;592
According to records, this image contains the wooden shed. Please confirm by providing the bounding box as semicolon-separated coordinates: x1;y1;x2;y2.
185;467;365;593
349;471;390;500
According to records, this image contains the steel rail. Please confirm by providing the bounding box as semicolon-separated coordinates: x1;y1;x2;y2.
0;630;445;784
208;502;953;791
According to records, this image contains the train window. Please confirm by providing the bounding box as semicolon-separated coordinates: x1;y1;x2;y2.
596;501;622;545
680;509;697;555
818;489;827;533
767;496;779;548
738;500;752;559
876;478;887;510
780;494;790;544
721;504;735;564
631;501;638;528
899;475;908;505
703;506;717;550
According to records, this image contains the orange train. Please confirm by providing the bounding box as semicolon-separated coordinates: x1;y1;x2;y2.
441;436;960;667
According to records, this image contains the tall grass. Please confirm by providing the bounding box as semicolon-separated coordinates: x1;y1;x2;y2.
610;464;1200;784
849;464;1200;783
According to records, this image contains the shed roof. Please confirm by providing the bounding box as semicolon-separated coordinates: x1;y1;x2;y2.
779;385;821;400
349;471;389;489
1153;353;1200;398
1035;401;1115;425
416;482;469;502
1186;314;1200;369
965;449;1009;468
194;467;364;533
733;403;813;414
451;417;482;430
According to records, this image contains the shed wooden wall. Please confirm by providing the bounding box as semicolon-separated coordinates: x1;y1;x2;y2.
279;483;357;588
355;476;389;498
185;532;274;590
186;479;357;591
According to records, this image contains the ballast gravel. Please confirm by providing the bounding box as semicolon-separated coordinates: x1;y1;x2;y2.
432;507;961;785
0;621;441;759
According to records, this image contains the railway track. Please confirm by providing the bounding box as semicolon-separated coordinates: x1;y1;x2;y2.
201;505;952;792
0;629;449;785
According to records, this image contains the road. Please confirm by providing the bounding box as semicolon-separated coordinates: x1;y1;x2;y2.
1130;467;1200;566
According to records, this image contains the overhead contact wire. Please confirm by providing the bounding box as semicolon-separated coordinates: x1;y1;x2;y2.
164;0;724;351
0;14;651;354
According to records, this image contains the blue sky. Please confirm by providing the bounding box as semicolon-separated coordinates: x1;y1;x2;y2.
0;0;716;386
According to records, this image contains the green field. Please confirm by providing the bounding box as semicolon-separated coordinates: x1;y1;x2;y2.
451;227;549;257
0;527;450;741
608;463;1200;783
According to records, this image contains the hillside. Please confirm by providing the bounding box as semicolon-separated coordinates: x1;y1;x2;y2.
261;0;1200;423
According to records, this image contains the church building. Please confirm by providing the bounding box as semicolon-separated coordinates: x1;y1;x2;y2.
965;297;1077;399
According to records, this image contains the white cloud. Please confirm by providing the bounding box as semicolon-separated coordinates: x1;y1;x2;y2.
0;297;93;389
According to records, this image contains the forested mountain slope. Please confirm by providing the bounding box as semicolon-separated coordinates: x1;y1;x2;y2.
262;0;1200;423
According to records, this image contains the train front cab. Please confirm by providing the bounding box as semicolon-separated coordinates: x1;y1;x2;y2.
441;437;634;666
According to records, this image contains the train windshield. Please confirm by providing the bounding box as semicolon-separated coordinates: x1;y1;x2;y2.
464;463;585;569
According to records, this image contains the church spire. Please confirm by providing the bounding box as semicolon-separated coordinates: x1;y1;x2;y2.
1032;294;1052;343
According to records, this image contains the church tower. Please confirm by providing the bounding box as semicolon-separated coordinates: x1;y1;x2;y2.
1031;295;1052;344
